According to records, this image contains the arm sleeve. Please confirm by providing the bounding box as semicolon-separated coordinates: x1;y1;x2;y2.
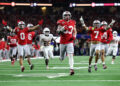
108;29;113;41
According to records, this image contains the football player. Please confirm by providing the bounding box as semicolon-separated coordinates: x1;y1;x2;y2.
100;21;113;68
57;11;77;75
38;27;56;69
2;19;43;72
106;31;120;64
7;32;18;65
0;38;7;61
25;23;36;68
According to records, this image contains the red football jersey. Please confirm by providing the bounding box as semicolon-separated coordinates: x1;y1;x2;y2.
101;28;113;44
88;27;104;41
15;27;28;45
7;35;17;47
57;19;76;44
33;44;40;50
27;31;35;44
6;44;10;50
0;41;6;50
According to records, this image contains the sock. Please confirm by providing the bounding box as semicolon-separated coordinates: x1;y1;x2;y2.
29;64;32;67
94;63;97;65
89;65;91;67
45;59;49;66
68;53;74;69
21;66;23;68
102;62;105;65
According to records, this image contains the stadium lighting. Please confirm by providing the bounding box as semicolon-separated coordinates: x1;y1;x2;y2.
37;3;52;6
41;7;46;11
70;3;120;7
0;6;4;10
0;2;52;7
75;4;91;6
11;2;15;7
91;2;95;7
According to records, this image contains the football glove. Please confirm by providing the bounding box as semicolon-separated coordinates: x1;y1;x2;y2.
38;19;43;25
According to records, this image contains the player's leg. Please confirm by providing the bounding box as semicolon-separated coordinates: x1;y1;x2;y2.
24;45;34;70
106;46;112;56
100;44;107;69
94;44;101;71
112;47;118;64
48;47;54;59
43;47;50;69
18;45;25;72
10;48;13;63
12;47;17;65
60;44;66;61
88;44;95;72
66;43;74;75
0;50;2;61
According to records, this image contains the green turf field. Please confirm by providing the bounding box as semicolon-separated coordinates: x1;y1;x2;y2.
0;56;120;86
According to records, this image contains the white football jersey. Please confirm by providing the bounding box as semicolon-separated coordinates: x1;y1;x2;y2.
39;34;54;46
110;36;120;47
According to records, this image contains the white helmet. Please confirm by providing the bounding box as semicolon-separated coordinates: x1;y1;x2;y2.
43;27;50;36
2;38;5;41
18;21;25;29
62;11;71;20
27;23;34;28
93;20;100;28
113;31;118;37
101;21;108;26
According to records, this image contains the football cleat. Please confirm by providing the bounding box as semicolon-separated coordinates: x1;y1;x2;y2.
94;65;97;71
103;64;107;69
21;67;25;72
11;59;15;65
30;64;34;70
111;61;114;64
70;69;75;75
88;67;92;73
46;65;49;70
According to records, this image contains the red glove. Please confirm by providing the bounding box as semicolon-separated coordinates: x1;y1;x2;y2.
2;19;7;26
17;20;21;23
38;19;43;25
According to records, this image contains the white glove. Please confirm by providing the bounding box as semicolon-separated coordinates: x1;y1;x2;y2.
111;19;115;24
79;16;85;26
108;19;116;27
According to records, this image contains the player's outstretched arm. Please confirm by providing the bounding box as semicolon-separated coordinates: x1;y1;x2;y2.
28;19;43;31
108;19;115;28
79;16;89;30
2;19;14;32
73;25;77;38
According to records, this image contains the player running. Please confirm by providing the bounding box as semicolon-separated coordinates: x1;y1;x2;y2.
37;27;56;69
57;11;77;75
80;17;102;72
25;23;36;67
2;19;43;72
7;32;18;65
100;21;113;69
106;31;120;64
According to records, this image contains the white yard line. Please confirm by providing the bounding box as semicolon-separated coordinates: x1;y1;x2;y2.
0;80;120;82
51;67;87;69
